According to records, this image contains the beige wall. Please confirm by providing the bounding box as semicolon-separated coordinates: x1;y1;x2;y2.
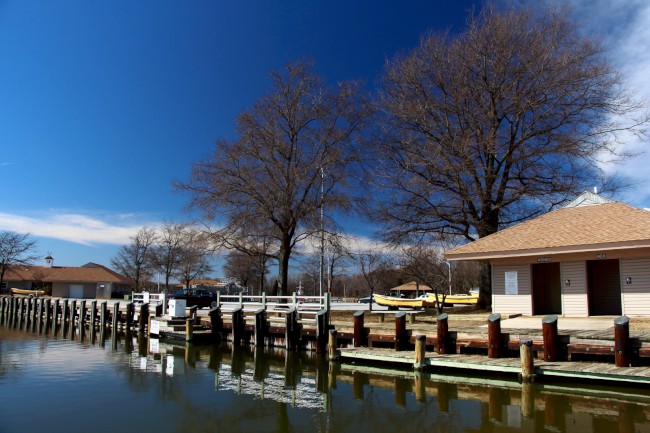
51;282;97;298
491;264;532;315
620;258;650;316
560;261;588;317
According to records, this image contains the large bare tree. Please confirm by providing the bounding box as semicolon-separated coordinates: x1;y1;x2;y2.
173;227;214;289
178;62;367;296
151;222;188;294
0;231;39;290
111;227;157;292
371;5;648;308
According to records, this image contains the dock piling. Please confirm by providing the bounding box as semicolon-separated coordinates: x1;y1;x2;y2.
414;334;426;370
209;306;222;339
395;312;407;351
520;338;535;382
353;311;365;347
614;316;630;367
328;329;338;361
254;308;266;347
487;313;502;358
316;310;328;354
437;313;449;354
542;315;558;361
185;317;194;342
232;307;244;346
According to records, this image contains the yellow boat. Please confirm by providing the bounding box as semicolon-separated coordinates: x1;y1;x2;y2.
426;292;478;305
10;288;46;297
373;294;436;309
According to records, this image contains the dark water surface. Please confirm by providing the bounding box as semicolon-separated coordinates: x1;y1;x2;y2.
1;323;650;433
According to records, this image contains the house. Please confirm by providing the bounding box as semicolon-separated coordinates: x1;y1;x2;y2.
1;257;133;299
445;192;650;317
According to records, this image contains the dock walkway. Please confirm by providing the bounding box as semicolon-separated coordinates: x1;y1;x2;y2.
338;347;650;385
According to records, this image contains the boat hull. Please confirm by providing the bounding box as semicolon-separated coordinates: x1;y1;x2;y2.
10;288;45;297
374;294;435;309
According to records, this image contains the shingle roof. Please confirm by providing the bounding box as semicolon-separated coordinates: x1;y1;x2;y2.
445;201;650;260
3;263;132;285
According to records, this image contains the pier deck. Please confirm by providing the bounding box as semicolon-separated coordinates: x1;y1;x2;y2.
338;347;650;385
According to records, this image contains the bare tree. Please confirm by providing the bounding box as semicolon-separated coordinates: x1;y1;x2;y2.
174;228;213;288
355;246;392;312
304;231;352;294
151;222;188;294
0;231;39;290
223;250;269;294
399;245;449;313
177;62;367;296
371;5;649;308
111;227;157;291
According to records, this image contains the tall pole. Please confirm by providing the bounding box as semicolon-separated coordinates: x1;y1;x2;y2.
319;167;325;298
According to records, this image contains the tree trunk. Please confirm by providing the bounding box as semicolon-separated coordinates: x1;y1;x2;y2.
478;262;492;309
277;239;291;297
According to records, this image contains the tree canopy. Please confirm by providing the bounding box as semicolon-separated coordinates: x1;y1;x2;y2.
369;5;648;307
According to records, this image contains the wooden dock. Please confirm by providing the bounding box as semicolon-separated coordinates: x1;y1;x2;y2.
338;346;650;385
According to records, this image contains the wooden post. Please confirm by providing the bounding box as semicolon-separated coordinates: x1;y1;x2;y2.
112;303;119;332
316;310;328;354
38;298;45;323
614;316;630;367
353;311;365;347
285;309;298;350
520;338;534;382
26;297;32;322
138;303;149;333
53;299;59;324
186;317;194;342
216;292;221;308
62;300;69;325
70;300;77;328
126;302;134;330
395;311;407;351
89;301;97;332
328;329;338;361
408;313;416;324
377;312;385;323
232;307;243;345
209;307;222;339
254;308;266;346
78;300;86;333
413;334;426;370
542;314;558;361
487;313;502;358
437;313;449;354
188;305;198;325
44;299;52;328
99;302;107;334
238;292;243;308
261;292;267;310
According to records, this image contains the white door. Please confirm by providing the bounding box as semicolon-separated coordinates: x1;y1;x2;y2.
69;284;84;298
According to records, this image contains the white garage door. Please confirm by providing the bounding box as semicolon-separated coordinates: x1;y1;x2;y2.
69;284;84;299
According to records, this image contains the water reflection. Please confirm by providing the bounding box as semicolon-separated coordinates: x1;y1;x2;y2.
1;320;650;433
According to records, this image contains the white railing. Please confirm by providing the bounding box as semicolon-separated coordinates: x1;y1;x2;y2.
132;292;166;307
216;292;330;314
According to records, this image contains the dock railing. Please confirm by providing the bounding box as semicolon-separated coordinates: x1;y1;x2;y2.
132;292;167;310
215;292;329;314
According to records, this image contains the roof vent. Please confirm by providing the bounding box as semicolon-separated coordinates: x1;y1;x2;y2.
44;255;54;268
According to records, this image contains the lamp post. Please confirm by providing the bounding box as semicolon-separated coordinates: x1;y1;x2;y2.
319;167;325;298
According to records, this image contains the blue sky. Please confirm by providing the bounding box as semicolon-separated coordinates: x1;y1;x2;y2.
1;0;649;271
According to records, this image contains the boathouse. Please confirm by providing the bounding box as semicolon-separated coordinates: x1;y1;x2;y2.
445;192;650;317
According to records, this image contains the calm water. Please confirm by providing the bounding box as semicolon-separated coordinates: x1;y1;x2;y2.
1;321;650;433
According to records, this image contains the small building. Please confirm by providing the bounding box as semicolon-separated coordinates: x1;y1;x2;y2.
445;192;650;317
1;258;133;298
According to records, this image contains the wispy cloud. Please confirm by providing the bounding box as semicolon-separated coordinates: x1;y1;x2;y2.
565;0;650;203
0;211;154;245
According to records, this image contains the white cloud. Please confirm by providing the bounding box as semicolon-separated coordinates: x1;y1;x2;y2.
0;211;153;245
565;0;650;204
